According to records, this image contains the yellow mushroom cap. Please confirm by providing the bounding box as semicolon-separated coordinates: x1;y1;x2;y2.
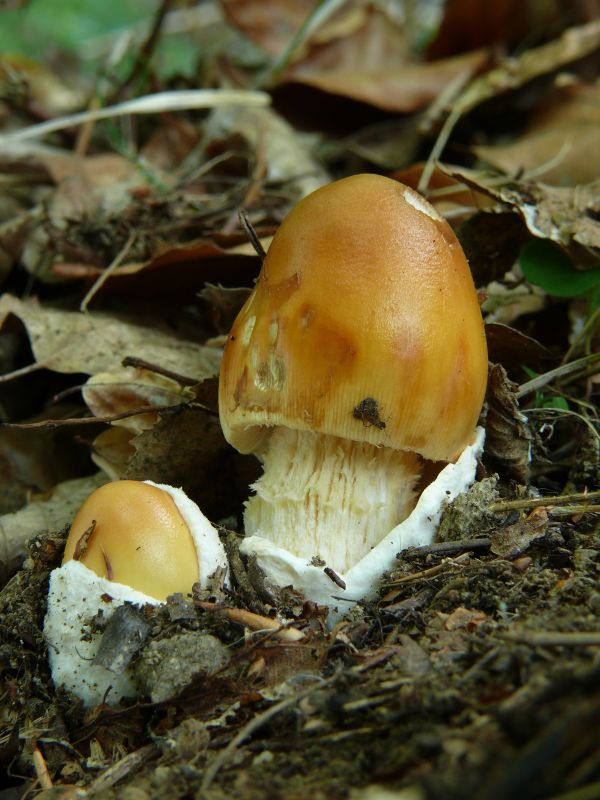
219;174;488;462
62;480;199;601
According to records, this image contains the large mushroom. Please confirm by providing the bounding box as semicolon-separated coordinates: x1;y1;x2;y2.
219;174;488;610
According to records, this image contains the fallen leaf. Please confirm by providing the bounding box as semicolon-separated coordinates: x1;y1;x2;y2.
0;295;222;379
0;472;106;582
485;323;550;377
443;165;600;264
484;364;532;482
83;368;196;435
474;82;600;186
443;607;487;632
490;508;548;558
452;19;600;118
288;49;487;113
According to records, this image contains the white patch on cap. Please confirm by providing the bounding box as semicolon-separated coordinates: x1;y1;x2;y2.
403;188;443;222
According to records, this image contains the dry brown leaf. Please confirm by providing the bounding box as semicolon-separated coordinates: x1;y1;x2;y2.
90;426;136;480
445;166;600;262
485;323;550;377
124;379;254;520
0;295;222;379
453;19;600;118
426;0;544;59
203;105;329;199
443;607;487;632
288;48;487;113
0;472;106;582
474;83;600;186
490;508;548;558
0;54;85;116
83;368;196;434
222;0;317;56
484;364;532;483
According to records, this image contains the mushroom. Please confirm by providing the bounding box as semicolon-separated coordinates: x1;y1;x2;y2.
219;174;487;610
44;480;227;706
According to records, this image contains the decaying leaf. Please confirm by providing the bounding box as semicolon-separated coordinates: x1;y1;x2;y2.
0;472;106;583
0;54;85;116
83;368;196;434
474;82;600;186
450;18;600;118
0;295;222;379
484;323;550;378
481;279;546;326
443;166;600;262
489;507;549;558
203;105;329;200
124;379;256;520
287;48;487;113
484;364;532;483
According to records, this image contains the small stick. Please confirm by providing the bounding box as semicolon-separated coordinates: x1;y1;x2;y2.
383;552;471;586
489;490;600;513
0;403;182;430
80;231;137;312
196;601;305;642
401;539;491;558
121;356;199;386
86;743;158;796
503;630;600;647
238;209;267;260
199;674;336;793
32;743;53;790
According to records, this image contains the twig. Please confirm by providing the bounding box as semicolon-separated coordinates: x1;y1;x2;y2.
489;491;600;513
121;356;199;386
107;0;172;104
85;743;158;796
0;403;182;430
517;352;600;399
547;505;600;516
0;89;270;144
383;552;471;586
503;630;600;647
0;361;44;383
199;674;336;794
401;539;491;558
80;231;137;312
195;601;305;642
238;209;267;260
32;743;53;790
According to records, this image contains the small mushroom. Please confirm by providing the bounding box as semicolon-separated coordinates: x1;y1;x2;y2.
44;480;227;706
219;174;487;611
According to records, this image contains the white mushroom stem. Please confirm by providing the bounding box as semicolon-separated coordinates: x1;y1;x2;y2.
244;427;422;574
241;428;485;621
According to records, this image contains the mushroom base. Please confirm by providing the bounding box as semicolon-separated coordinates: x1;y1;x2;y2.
241;428;485;621
244;428;422;575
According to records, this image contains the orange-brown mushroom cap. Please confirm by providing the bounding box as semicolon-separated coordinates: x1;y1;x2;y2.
62;480;199;601
219;174;487;463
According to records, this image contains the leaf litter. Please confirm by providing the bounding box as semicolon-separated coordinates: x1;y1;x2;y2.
0;3;600;799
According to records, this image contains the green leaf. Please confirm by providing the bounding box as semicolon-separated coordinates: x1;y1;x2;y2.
540;396;569;410
519;239;600;297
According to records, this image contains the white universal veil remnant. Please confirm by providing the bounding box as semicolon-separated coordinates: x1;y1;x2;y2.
44;480;228;707
218;173;488;614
